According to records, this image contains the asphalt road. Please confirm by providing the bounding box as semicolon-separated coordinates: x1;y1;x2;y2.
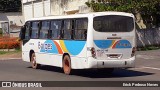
0;50;160;90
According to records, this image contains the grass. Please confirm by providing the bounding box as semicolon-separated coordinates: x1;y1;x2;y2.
0;51;8;55
0;48;21;55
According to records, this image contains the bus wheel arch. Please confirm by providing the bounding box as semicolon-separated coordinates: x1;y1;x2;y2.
62;53;72;75
29;50;35;62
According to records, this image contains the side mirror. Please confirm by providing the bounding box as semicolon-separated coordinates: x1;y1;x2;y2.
19;26;26;40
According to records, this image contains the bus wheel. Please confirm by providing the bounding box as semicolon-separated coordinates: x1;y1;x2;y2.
63;55;72;75
31;53;39;69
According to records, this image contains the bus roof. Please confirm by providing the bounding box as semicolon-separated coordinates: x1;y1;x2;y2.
26;11;134;22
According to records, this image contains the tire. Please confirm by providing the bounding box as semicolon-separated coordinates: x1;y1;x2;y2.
62;55;72;75
31;53;40;69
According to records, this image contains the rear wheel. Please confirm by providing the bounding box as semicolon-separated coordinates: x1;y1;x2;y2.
62;55;72;75
31;53;40;69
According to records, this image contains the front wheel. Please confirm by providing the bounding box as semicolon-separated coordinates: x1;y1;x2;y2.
31;53;40;69
62;55;72;75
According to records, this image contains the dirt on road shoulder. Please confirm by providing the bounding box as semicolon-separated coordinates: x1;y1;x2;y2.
0;51;21;60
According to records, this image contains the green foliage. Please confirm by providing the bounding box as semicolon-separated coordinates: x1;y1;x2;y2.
86;0;160;27
0;0;21;12
0;28;2;34
138;46;160;51
86;0;160;15
0;51;8;55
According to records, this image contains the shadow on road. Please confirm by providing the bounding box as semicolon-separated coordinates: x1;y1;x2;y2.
73;69;154;78
28;65;154;78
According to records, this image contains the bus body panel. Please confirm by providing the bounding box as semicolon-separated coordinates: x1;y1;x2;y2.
93;31;136;60
22;39;88;69
87;56;135;69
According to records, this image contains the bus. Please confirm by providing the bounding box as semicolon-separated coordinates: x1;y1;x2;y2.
20;11;136;75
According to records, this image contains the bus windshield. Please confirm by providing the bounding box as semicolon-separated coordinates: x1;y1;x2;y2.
93;15;134;32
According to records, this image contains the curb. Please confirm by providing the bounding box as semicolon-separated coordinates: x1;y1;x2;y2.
0;58;22;60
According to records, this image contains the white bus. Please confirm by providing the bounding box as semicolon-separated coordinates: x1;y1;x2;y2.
20;11;136;75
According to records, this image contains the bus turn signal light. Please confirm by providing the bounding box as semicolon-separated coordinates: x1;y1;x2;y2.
131;47;136;57
91;47;96;58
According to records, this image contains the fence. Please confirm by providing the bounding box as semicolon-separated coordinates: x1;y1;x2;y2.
136;27;160;47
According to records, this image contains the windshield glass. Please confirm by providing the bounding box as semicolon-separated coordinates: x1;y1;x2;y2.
93;15;134;32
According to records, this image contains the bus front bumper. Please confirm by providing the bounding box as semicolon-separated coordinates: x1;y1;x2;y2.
87;56;135;69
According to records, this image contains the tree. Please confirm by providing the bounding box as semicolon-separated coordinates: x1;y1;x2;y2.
86;0;160;27
0;0;21;12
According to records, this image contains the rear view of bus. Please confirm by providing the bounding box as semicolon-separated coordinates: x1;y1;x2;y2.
88;12;136;70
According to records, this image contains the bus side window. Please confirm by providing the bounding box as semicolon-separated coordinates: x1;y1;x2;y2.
50;20;62;39
75;18;88;40
19;25;25;40
31;21;39;39
24;22;31;40
63;20;73;40
40;21;50;39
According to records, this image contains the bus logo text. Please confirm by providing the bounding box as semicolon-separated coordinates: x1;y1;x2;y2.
38;42;52;51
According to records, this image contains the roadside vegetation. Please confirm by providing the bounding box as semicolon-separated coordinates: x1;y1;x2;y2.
0;36;20;49
0;48;21;55
86;0;160;28
137;46;160;51
0;35;21;56
0;28;2;37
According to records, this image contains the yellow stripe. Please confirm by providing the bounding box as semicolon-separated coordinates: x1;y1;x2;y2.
110;40;116;48
59;40;69;53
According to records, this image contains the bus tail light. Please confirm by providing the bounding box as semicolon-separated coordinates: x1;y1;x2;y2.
131;47;136;57
91;47;96;58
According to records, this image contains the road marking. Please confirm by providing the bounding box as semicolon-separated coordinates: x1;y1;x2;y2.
142;66;160;71
133;66;160;71
136;55;157;59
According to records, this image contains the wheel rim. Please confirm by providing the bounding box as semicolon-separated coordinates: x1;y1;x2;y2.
64;59;70;72
32;57;36;66
31;53;37;68
63;56;71;74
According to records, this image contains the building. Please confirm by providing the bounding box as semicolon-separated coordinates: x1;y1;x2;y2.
22;0;92;21
0;12;24;37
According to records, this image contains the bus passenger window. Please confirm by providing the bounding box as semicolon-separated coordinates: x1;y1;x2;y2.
63;20;73;40
75;18;88;40
93;21;102;31
24;22;31;40
50;20;62;39
40;21;50;39
31;22;39;39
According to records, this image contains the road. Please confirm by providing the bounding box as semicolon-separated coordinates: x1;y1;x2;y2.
0;50;160;90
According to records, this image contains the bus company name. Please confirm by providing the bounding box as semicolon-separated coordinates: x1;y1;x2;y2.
38;42;52;51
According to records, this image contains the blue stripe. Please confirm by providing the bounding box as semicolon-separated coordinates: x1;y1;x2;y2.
94;40;113;49
64;40;86;55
